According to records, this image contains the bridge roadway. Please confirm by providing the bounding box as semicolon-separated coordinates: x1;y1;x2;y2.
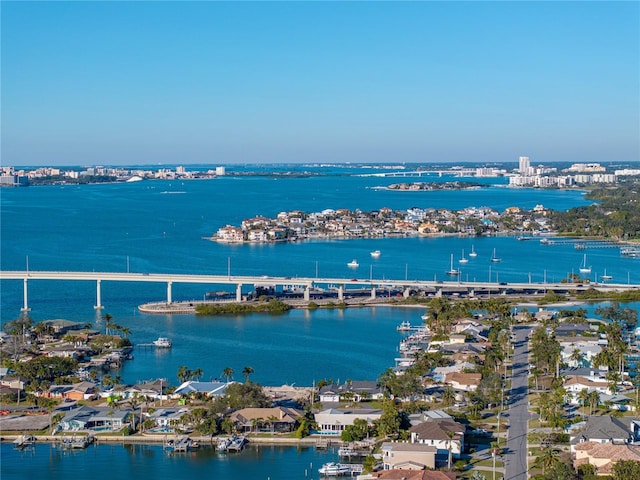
1;270;637;312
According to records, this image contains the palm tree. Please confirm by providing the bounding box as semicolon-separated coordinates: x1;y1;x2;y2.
192;368;203;381
222;367;234;383
242;366;254;382
570;348;584;367
442;386;456;407
536;446;561;474
445;430;455;470
177;365;191;383
578;388;590;414
102;313;113;335
588;390;600;415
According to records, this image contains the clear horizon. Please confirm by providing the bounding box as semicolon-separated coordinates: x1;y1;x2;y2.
2;1;639;167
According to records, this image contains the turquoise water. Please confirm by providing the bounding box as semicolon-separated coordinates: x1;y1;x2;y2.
1;443;333;480
1;167;638;479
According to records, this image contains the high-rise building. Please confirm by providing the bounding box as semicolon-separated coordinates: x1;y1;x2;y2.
519;156;530;175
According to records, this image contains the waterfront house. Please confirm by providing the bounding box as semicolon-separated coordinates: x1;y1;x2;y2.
58;405;131;432
41;319;87;336
146;408;189;431
380;442;437;470
409;418;465;458
174;381;231;398
229;406;302;433
318;381;385;403
569;415;640;452
216;225;244;243
574;441;640;475
314;408;382;435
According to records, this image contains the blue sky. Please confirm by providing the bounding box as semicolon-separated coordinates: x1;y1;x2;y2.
2;1;638;166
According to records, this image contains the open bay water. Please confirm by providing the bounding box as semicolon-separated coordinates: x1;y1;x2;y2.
1;166;639;479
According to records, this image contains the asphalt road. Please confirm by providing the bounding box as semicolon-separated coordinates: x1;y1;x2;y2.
504;325;533;480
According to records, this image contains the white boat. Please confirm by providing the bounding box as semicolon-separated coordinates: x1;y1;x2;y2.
469;245;477;257
446;253;460;276
459;249;469;264
396;321;411;332
318;462;359;476
347;259;359;268
421;312;429;320
579;254;591;274
216;437;231;452
601;269;613;281
152;337;172;348
370;250;381;258
491;248;501;263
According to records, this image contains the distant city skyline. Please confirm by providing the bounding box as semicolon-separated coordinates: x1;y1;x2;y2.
2;1;638;167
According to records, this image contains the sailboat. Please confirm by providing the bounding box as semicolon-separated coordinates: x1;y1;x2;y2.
459;249;469;264
491;248;501;263
579;254;591;274
446;253;460;276
468;245;477;257
601;269;612;281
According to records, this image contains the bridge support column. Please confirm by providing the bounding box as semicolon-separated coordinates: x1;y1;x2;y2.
304;286;310;302
338;286;344;301
21;278;31;312
404;288;411;298
167;281;173;304
236;284;242;302
94;279;104;310
370;287;376;299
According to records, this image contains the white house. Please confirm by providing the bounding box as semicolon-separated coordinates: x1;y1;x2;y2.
314;408;382;435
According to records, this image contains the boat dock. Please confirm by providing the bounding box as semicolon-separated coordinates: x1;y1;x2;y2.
60;434;94;449
13;435;37;449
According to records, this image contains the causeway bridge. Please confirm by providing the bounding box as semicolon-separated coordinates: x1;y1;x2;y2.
1;270;638;313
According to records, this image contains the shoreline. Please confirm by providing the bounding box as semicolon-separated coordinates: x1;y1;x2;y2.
0;433;330;448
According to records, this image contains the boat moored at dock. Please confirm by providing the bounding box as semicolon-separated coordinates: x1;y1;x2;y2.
152;337;172;348
318;462;363;476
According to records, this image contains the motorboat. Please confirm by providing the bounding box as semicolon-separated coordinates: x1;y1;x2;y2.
152;337;172;348
347;259;359;268
318;462;353;476
396;321;411;332
370;250;381;258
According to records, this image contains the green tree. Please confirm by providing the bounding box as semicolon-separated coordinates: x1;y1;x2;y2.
222;367;234;383
242;366;254;382
612;460;640;480
374;400;402;438
536;447;561;475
